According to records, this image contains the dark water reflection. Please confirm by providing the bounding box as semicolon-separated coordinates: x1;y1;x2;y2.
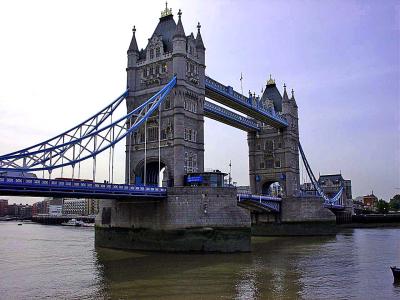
0;222;399;299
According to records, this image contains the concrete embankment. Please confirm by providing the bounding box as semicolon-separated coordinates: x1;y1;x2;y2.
340;214;400;228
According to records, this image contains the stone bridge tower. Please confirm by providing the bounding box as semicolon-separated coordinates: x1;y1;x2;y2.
125;6;205;187
248;77;300;197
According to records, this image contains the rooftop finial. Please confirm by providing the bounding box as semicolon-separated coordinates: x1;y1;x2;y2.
291;88;294;98
132;25;136;33
197;22;201;33
161;2;173;18
178;9;182;18
267;74;275;85
283;83;287;90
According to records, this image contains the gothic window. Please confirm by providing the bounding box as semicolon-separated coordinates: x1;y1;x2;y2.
266;159;274;169
156;47;160;57
150;49;154;59
164;97;171;109
274;160;281;168
133;132;138;144
190;64;194;73
193;154;198;171
148;127;158;142
161;129;167;140
184;152;188;172
257;144;261;151
162;63;167;73
265;140;274;153
260;162;265;169
149;66;153;75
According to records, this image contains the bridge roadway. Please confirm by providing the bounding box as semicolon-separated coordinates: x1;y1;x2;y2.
0;176;166;200
204;100;259;132
0;176;282;212
205;76;288;129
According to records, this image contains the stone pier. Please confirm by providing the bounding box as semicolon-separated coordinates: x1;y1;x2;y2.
95;187;251;252
252;196;337;236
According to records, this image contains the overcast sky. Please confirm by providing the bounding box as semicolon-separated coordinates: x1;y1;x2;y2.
0;0;399;204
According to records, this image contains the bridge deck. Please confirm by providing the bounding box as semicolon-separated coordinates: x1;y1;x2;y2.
0;176;167;199
205;76;288;128
204;100;259;132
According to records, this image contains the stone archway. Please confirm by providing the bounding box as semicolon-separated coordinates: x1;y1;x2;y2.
135;159;171;187
261;181;283;197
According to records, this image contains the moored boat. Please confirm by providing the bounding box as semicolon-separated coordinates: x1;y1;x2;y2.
61;219;82;227
390;266;400;282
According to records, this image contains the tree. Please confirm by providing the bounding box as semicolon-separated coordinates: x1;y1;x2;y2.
389;194;400;211
377;199;389;214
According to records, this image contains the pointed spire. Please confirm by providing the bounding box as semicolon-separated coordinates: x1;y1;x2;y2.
173;9;186;39
195;22;205;50
290;88;298;107
283;83;289;101
128;25;139;53
267;74;275;86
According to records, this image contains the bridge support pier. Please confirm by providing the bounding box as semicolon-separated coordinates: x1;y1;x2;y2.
251;196;337;236
95;187;251;252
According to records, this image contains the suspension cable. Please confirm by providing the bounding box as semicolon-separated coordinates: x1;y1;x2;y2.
158;105;161;187
144;106;147;186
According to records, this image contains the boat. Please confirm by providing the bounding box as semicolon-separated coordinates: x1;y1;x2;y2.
390;266;400;282
61;219;82;227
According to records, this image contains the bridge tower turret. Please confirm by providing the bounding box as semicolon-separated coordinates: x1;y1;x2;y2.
248;77;300;197
125;6;205;187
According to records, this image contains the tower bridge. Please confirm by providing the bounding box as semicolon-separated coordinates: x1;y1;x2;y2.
0;4;349;252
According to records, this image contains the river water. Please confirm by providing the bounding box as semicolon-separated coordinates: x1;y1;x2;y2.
0;222;399;300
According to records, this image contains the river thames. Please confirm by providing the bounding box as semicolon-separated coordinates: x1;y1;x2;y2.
0;222;399;299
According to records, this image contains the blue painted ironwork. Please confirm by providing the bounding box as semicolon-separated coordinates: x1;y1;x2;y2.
204;100;259;131
0;90;128;160
0;176;167;199
237;193;281;212
298;142;344;209
205;76;288;127
0;76;177;172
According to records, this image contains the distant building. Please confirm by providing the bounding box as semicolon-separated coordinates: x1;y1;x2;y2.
49;205;63;216
20;205;32;218
62;198;99;216
318;174;352;199
363;192;378;212
0;199;8;217
32;200;49;215
6;203;32;218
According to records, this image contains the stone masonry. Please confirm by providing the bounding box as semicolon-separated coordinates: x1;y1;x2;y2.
125;8;205;187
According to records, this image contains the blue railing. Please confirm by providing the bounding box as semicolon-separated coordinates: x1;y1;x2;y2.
204;101;259;131
237;193;281;212
205;76;288;127
0;176;167;198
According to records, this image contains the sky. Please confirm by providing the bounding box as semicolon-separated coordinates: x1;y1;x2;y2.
0;0;399;204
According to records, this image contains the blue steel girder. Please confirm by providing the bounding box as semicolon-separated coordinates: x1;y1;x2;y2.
205;76;288;128
0;90;128;160
298;142;345;209
237;194;281;213
0;176;167;199
204;101;259;132
0;77;177;172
